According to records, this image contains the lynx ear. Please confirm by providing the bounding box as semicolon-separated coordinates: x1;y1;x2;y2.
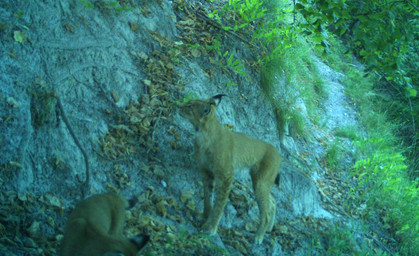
211;94;227;106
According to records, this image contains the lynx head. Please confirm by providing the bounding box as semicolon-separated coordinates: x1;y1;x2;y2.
180;94;226;130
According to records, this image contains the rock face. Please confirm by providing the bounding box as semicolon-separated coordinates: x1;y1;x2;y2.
0;1;367;256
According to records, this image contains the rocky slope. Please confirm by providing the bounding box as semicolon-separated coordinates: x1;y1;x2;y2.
0;0;396;255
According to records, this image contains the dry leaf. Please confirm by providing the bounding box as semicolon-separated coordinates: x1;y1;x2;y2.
152;166;165;179
245;221;257;232
27;221;41;237
278;225;288;233
64;23;75;33
6;97;19;108
191;48;201;58
166;62;174;70
138;51;148;60
178;19;195;26
185;200;195;211
43;194;64;209
150;97;162;107
143;79;152;86
111;91;119;103
169;141;178;149
180;190;194;203
156;200;167;217
129;22;139;31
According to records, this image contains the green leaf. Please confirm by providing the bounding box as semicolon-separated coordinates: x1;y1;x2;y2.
13;31;27;43
360;50;368;56
295;3;305;10
232;60;240;66
357;15;368;23
407;88;417;97
80;0;94;9
227;53;234;66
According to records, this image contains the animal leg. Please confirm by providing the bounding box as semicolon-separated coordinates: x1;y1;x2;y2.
201;169;214;220
202;175;233;235
252;181;271;244
251;164;277;244
252;151;281;242
267;195;276;232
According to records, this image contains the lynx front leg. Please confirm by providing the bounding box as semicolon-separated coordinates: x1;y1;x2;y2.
201;169;214;220
202;174;233;235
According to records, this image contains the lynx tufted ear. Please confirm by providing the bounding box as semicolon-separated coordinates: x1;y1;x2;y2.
210;94;227;106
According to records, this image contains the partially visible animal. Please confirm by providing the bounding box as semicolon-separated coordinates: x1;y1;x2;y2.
179;94;282;244
60;192;149;256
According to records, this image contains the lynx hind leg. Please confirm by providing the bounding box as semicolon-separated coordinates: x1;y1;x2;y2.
267;195;276;232
251;167;278;244
250;172;272;244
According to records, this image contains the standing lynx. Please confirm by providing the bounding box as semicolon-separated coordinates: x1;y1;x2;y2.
59;192;149;256
180;94;282;244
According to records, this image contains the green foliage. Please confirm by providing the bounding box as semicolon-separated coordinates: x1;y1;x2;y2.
207;0;299;90
205;38;222;56
294;0;419;176
79;0;132;13
251;2;297;63
310;221;394;256
260;37;328;136
221;51;247;77
204;38;247;84
214;0;266;32
325;139;345;169
352;148;419;255
322;224;358;255
338;62;419;255
13;10;24;19
312;73;327;100
216;0;418;254
148;228;230;256
335;126;361;141
273;101;306;138
175;93;198;105
205;0;267;86
80;0;94;9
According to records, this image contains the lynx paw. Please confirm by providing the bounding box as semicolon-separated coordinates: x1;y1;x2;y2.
202;222;217;235
254;235;264;245
267;202;276;232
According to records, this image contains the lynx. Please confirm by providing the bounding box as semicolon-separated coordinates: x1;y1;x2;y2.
179;94;282;244
59;192;149;256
